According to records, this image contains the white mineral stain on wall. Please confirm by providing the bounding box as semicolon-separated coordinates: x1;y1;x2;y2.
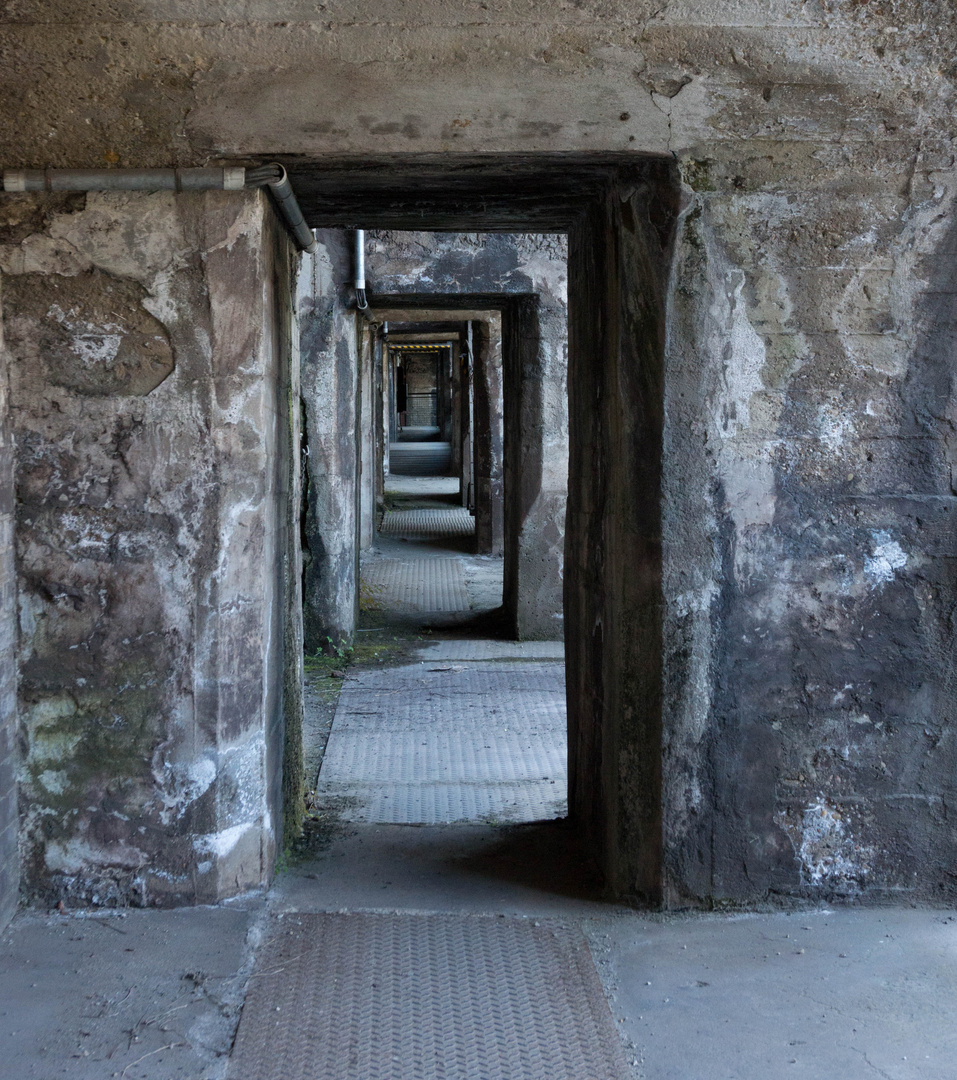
798;799;873;886
155;754;219;824
45;838;147;874
721;272;766;439
711;268;778;583
778;798;874;889
45;303;125;368
193;822;254;860
817;405;855;451
864;530;907;585
187;757;217;793
516;247;568;305
37;769;67;794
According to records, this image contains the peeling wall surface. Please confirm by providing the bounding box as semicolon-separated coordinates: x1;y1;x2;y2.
1;190;296;908
298;229;359;655
367;232;567;304
663;171;957;903
0;270;17;927
1;1;956;906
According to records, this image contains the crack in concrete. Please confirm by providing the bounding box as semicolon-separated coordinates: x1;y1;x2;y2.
849;1045;896;1080
648;88;673;154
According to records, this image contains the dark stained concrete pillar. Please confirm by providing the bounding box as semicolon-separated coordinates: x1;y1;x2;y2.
472;316;504;556
565;179;675;902
358;319;376;551
503;296;568;640
449;339;463;491
460;326;474;510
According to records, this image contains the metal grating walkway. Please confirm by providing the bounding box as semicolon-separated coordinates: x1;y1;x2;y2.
388;441;453;476
380;508;476;538
362;558;471;612
317;660;567;823
228;913;631;1080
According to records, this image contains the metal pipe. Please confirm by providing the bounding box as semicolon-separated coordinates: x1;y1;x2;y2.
3;167;246;192
245;163;318;254
1;163;318;255
354;228;368;310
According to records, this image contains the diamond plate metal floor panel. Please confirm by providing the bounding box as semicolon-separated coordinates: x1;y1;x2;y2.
362;558;471;612
320;728;565;782
328;698;565;734
337;661;565;694
228;913;631;1080
385;475;460;496
380;508;476;537
317;661;567;823
321;781;568;823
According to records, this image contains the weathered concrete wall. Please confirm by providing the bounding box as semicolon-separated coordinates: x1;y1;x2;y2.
274;227;306;857
367;233;567;307
504;295;569;640
662;156;957;905
358;321;376;551
2;1;957;905
472;317;505;557
0;271;17;929
299;229;359;654
1;190;297;906
2;3;952;167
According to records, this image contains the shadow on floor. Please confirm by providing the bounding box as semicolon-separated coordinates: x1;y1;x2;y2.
382;532;478;555
451;819;605;902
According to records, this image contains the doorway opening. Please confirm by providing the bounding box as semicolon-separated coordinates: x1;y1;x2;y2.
372;317;502;630
290;156;678;901
304;236;571;828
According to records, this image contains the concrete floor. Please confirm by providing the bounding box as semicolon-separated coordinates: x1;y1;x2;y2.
3;826;955;1080
282;826;957;1080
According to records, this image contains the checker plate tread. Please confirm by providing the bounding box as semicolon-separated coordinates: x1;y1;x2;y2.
316;661;567;823
379;508;475;537
363;558;471;611
228;913;631;1080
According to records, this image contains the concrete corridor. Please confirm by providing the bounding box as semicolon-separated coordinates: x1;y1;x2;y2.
323;471;568;827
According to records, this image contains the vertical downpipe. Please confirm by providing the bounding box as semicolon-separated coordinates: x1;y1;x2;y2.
355;230;368;310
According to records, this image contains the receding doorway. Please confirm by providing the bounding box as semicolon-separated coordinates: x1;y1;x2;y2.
292;155;678;902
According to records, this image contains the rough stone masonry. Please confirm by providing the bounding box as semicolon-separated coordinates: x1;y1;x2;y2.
0;1;955;915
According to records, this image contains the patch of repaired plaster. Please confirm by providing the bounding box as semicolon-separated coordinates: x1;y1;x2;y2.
3;270;174;397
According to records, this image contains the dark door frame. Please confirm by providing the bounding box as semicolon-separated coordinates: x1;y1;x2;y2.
289;154;679;902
